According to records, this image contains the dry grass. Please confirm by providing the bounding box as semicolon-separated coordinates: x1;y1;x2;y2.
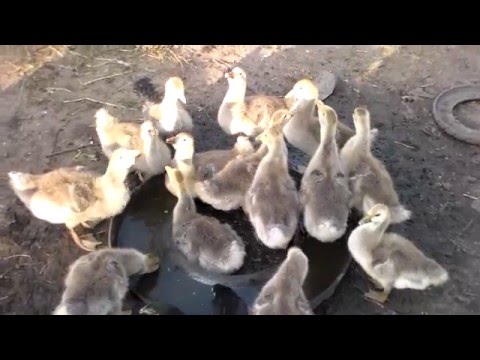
135;45;189;72
0;46;67;90
359;45;401;81
136;45;176;61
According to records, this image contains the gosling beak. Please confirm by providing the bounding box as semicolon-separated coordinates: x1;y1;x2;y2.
284;88;295;100
254;134;263;143
165;136;176;145
284;111;294;123
286;97;302;115
359;215;372;225
178;93;187;105
225;70;234;79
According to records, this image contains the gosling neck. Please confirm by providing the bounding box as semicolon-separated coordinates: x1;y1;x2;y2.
160;95;181;132
354;116;371;139
176;157;195;183
173;183;196;219
224;80;247;103
162;89;181;107
264;136;288;169
319;121;337;150
286;99;315;127
362;219;390;246
348;115;370;152
298;99;316;120
256;143;269;157
279;264;304;294
101;161;130;186
144;136;164;167
142;134;153;154
355;129;372;155
174;144;194;162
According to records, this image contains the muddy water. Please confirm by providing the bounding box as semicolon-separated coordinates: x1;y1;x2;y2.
110;173;353;315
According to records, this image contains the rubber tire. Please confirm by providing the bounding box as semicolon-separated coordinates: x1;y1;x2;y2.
433;85;480;145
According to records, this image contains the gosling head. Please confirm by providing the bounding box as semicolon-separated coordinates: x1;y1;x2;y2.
255;126;283;146
166;132;194;160
268;109;293;130
165;77;186;104
95;108;117;128
316;101;337;128
284;246;309;283
109;148;141;172
251;247;310;315
254;110;288;146
352;107;371;133
285;79;319;103
225;67;247;85
140;121;158;141
359;203;390;225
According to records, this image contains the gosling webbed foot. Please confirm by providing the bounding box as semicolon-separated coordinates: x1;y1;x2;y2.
68;228;103;252
364;289;390;305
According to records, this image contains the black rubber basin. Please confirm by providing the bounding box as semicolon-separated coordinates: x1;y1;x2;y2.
109;171;356;315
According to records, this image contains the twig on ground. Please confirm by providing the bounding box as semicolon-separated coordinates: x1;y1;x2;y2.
52;128;64;152
421;128;433;137
81;70;132;86
166;48;185;73
463;193;478;200
39;263;48;276
113;81;133;94
0;269;13;279
46;87;72;94
453;219;474;242
420;82;436;88
416;93;435;99
69;50;89;59
94;58;132;67
2;254;32;261
16;78;26;111
394;141;417;150
46;144;99;158
58;65;75;70
63;97;134;110
211;57;231;67
48;46;65;57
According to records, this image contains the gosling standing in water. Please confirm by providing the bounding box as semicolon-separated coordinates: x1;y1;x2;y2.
300;101;350;242
244;110;300;249
166;166;246;274
251;247;313;315
340;107;411;223
53;248;160;315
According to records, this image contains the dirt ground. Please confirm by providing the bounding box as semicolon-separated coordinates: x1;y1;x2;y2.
0;45;478;315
